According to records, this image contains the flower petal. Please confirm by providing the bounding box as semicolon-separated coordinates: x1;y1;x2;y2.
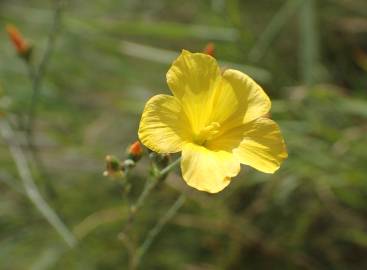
166;50;239;135
181;143;240;193
223;69;271;124
138;94;190;153
233;118;288;173
166;50;220;100
206;123;247;152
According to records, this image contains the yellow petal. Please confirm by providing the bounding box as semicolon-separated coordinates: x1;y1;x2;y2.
181;143;240;193
138;94;190;153
166;50;239;135
233;118;288;173
166;50;220;101
223;69;271;124
206;123;247;152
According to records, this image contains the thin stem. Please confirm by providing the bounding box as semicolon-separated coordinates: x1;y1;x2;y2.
27;0;63;135
158;157;181;176
0;119;77;247
24;0;64;198
122;157;181;233
136;157;181;212
132;194;186;269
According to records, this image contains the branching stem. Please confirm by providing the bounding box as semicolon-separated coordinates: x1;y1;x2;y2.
122;157;181;234
0;120;77;247
24;0;64;198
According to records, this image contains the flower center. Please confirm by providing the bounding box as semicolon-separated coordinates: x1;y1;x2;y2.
194;122;221;145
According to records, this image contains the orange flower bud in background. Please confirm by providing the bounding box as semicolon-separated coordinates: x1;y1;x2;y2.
5;24;32;60
203;42;215;57
128;140;143;161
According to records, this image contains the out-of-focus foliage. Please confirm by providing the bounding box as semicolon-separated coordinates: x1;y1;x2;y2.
0;0;367;269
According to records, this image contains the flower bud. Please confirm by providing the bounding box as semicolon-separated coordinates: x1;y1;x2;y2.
203;42;215;57
5;24;32;61
122;159;135;170
127;140;143;162
103;155;123;177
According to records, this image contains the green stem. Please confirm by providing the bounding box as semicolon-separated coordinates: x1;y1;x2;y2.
132;194;186;270
24;0;64;198
158;157;181;176
122;157;181;233
26;0;63;135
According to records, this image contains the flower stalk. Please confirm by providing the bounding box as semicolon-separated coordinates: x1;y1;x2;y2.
131;193;186;270
122;157;181;234
26;0;63;137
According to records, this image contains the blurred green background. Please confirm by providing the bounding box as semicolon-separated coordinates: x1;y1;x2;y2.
1;0;367;269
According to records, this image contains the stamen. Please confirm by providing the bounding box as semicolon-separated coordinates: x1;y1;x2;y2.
194;122;221;145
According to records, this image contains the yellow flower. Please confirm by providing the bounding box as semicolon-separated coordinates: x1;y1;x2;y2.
138;50;287;193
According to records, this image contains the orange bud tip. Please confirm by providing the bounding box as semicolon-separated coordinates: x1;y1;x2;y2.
5;24;31;59
128;141;143;161
203;42;215;57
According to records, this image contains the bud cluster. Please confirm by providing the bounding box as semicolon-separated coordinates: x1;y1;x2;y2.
103;140;144;178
